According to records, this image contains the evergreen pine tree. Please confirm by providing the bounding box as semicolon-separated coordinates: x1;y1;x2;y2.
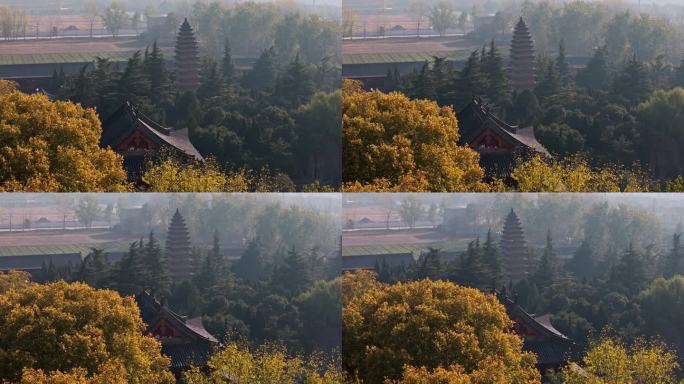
532;229;558;290
673;53;684;87
609;242;647;295
222;39;235;87
444;49;486;109
274;53;314;108
415;248;442;280
197;58;224;102
143;232;169;294
556;39;570;85
568;237;595;280
77;248;110;288
482;40;509;108
535;61;561;99
118;51;152;113
232;238;264;281
576;46;610;90
612;55;653;104
664;232;683;278
482;229;503;288
144;40;173;122
459;239;488;288
410;61;436;100
242;47;277;92
271;246;311;296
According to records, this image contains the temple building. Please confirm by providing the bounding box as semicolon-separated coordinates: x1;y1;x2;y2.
509;17;536;92
495;290;574;372
100;101;203;183
175;18;200;93
458;98;549;180
165;209;195;282
500;209;530;283
136;290;218;379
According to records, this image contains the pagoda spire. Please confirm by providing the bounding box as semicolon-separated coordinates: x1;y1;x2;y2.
500;208;530;283
509;17;536;92
175;18;200;93
165;208;195;282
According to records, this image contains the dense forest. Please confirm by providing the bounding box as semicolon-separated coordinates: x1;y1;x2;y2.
366;0;684;188
37;194;341;355
49;1;341;189
365;195;684;382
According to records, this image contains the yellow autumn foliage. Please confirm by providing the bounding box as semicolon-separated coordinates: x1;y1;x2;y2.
183;342;350;384
0;269;30;295
511;155;651;192
342;273;540;384
0;281;174;384
0;79;17;95
0;91;129;192
342;79;487;192
142;158;298;192
562;337;681;384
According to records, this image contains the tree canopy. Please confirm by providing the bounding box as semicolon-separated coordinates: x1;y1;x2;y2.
0;92;128;192
342;273;540;383
342;79;486;192
0;280;174;383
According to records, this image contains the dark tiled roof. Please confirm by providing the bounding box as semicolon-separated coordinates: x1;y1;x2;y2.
135;291;219;343
101;101;203;160
162;342;215;369
457;98;549;156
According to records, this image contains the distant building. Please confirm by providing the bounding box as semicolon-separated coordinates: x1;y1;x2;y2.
136;290;218;379
458;98;549;180
342;252;415;271
509;17;536;92
500;208;530;283
165;209;195;282
495;290;574;372
0;243;128;277
100;101;203;183
175;19;200;93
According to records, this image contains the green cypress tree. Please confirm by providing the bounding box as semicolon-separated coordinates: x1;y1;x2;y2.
222;39;235;87
482;229;503;289
535;61;561;99
415;248;442;280
274;53;314;108
242;47;277;92
576;46;610;90
444;49;486;109
609;242;647;295
232;238;264;282
197;58;224;102
556;39;570;85
664;232;684;278
531;229;558;290
144;40;173;123
568;237;596;280
612;55;652;104
118;51;152;112
482;40;509;108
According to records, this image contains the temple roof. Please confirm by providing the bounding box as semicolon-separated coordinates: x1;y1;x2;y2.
136;290;219;344
492;290;573;367
457;98;549;156
101;101;203;161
